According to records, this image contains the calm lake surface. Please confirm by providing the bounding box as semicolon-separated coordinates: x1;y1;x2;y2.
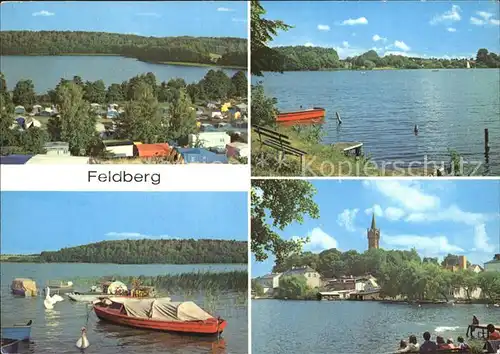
259;69;500;175
252;299;499;354
0;55;239;93
1;263;248;354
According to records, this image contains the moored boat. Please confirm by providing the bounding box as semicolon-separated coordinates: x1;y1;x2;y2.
1;339;21;354
1;320;32;341
276;107;325;123
44;280;74;295
93;297;226;335
10;278;37;297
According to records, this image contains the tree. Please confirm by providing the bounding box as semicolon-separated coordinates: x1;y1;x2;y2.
0;94;14;147
200;69;232;100
251;179;320;263
12;79;36;107
251;0;292;76
52;81;97;156
106;83;124;103
275;275;311;299
83;80;106;104
252;279;265;296
11;127;48;154
167;88;197;143
230;71;247;98
115;82;163;143
251;84;277;127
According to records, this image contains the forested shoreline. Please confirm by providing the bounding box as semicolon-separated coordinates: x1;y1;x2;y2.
0;31;247;68
2;239;248;264
271;45;500;71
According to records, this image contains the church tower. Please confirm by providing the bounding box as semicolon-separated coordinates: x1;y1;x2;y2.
367;213;380;249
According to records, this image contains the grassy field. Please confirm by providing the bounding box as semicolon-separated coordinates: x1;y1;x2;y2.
251;125;430;177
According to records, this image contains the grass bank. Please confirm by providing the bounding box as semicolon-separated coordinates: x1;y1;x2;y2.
251;125;428;177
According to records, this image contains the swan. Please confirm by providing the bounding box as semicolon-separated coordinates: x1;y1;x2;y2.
44;287;64;309
76;327;90;349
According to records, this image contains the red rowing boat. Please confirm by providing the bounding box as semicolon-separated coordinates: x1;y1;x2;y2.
277;107;326;123
93;297;226;335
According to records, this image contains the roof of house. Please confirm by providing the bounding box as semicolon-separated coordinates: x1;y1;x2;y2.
370;212;377;229
135;143;172;158
283;266;317;275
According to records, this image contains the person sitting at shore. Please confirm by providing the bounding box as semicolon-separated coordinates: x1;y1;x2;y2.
436;336;451;349
398;335;420;353
398;340;408;352
419;332;437;353
457;336;470;351
487;324;500;340
446;338;456;349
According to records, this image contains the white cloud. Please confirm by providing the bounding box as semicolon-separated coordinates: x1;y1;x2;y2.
383;233;464;255
296;228;338;253
105;232;169;239
384;207;406;221
364;205;405;221
372;34;387;42
430;5;461;25
217;7;234;12
405;205;489;226
304;42;315;47
340;17;368;26
136;12;161;18
317;24;330;31
394;40;411;52
473;224;494;253
364;181;440;212
447;27;457;32
337;209;359;232
470;11;500;26
342;41;349;48
32;10;54;17
365;204;384;217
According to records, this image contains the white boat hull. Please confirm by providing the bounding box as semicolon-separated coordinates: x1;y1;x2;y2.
66;293;101;302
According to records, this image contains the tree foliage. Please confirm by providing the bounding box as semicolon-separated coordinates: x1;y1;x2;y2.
231;71;248;98
37;239;247;264
51;81;97;155
167;88;197;143
12;79;36;107
251;0;292;76
251;179;320;263
0;31;247;68
274;247;500;302
275;275;313;300
250;84;277;127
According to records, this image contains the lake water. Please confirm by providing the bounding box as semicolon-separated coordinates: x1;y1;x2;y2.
0;55;239;93
258;69;500;175
252;299;499;354
1;263;248;354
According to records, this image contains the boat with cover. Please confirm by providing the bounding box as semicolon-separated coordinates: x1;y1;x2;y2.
10;278;37;297
276;107;325;123
93;297;226;335
68;283;155;302
1;320;32;341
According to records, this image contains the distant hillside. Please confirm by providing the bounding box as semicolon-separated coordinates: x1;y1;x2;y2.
3;239;248;264
273;46;341;71
269;45;500;71
0;31;247;67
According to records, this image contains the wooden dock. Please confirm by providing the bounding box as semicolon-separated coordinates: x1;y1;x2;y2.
332;142;363;157
466;323;500;338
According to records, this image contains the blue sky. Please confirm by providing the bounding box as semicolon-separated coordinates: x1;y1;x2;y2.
1;192;248;254
252;180;500;277
262;1;500;59
0;1;247;38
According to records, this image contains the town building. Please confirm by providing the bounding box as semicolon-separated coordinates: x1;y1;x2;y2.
367;213;380;249
484;254;500;272
254;273;282;295
282;266;321;289
443;255;468;272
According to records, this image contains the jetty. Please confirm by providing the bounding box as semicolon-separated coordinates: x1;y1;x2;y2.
466;323;500;338
332;142;364;157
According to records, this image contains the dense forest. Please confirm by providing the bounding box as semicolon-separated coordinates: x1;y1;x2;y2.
0;31;247;68
5;239;247;264
271;46;500;71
